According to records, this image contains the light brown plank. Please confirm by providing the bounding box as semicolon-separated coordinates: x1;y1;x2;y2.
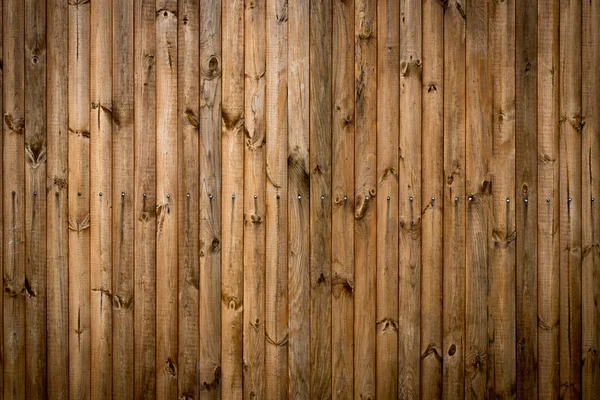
287;0;310;395
465;0;491;397
265;0;288;396
331;0;354;397
420;0;444;398
442;1;466;398
47;0;70;397
198;0;222;397
354;0;377;397
559;0;583;396
3;0;25;397
177;0;200;397
243;0;267;396
112;0;135;397
309;0;332;397
398;0;422;396
24;0;47;396
582;0;600;397
537;0;560;397
221;0;245;396
515;0;538;396
90;0;113;396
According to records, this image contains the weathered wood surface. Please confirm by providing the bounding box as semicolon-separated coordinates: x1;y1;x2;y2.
0;1;596;398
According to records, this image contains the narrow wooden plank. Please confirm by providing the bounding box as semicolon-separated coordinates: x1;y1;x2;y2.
3;0;25;397
287;0;310;395
582;0;600;396
177;0;200;397
331;0;354;397
243;0;266;396
442;1;466;398
155;1;178;397
264;0;288;396
0;0;3;392
515;0;538;396
24;0;47;396
465;0;490;397
537;0;560;396
398;0;421;396
134;0;157;397
354;0;377;397
68;0;92;397
309;0;332;397
420;0;443;397
47;0;70;397
90;0;113;396
559;0;583;396
112;0;135;397
376;0;399;397
221;0;245;396
198;0;222;396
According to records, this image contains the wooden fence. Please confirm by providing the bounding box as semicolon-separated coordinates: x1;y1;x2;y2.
0;0;599;398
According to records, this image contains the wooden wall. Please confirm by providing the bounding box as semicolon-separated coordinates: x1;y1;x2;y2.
0;0;599;399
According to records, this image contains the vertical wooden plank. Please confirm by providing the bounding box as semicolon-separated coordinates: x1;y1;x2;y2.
559;0;583;396
398;0;421;396
47;0;70;397
309;0;332;398
24;0;46;396
354;0;376;397
134;0;157;397
177;0;200;397
243;0;266;397
515;0;538;396
155;0;178;397
420;0;443;398
198;0;222;396
112;0;135;397
0;0;3;392
582;0;600;396
265;0;288;396
331;0;354;397
442;0;466;398
287;0;310;395
68;0;91;397
537;0;560;396
221;0;244;396
465;0;490;397
3;0;25;397
90;0;113;396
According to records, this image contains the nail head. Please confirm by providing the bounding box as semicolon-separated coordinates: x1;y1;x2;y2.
167;194;171;199
209;194;214;199
506;198;510;203
122;192;125;197
321;195;325;200
409;196;413;201
232;194;236;199
431;197;435;202
365;196;369;201
455;197;459;202
344;196;348;201
143;193;147;198
33;191;37;195
78;192;81;196
568;198;572;202
276;195;280;200
99;192;103;196
254;195;258;199
187;193;190;198
546;198;550;202
298;195;302;200
468;196;473;201
387;196;390;201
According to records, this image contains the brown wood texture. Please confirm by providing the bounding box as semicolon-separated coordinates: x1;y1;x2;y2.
0;1;597;398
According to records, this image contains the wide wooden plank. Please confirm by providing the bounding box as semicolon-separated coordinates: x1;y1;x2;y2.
287;0;310;395
420;0;443;398
559;0;583;396
398;0;421;396
582;0;600;397
537;0;560;397
264;0;288;396
46;0;70;397
309;0;332;398
243;0;267;396
68;0;92;397
515;0;538;396
177;0;200;397
3;0;26;397
221;0;245;396
198;0;222;397
331;0;354;397
90;0;113;396
465;0;490;397
24;0;47;396
134;0;157;397
112;0;135;397
354;0;377;397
